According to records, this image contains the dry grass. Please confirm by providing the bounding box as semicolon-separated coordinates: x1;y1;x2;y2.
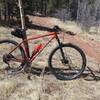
0;79;17;100
0;18;100;100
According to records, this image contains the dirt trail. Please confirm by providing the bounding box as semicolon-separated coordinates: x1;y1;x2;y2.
29;15;100;63
28;15;52;27
63;34;100;63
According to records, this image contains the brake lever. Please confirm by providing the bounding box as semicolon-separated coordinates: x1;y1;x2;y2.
61;28;76;36
53;25;76;36
65;31;76;36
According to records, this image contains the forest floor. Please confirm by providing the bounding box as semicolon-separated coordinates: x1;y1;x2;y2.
0;16;100;100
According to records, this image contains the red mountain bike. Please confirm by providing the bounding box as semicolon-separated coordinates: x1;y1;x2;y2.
0;26;86;80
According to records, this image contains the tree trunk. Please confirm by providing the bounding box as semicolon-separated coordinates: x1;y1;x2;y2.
18;0;25;30
0;7;3;20
18;0;30;58
41;0;43;14
4;0;9;21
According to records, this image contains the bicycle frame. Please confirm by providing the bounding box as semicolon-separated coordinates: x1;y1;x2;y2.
9;31;59;63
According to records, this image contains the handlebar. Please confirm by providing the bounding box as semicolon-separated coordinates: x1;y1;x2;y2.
11;25;76;37
52;25;76;36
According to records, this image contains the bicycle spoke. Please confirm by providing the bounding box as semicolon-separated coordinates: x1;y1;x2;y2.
49;43;86;80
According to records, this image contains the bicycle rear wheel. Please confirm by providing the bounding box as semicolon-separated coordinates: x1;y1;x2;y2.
0;39;25;72
48;43;86;80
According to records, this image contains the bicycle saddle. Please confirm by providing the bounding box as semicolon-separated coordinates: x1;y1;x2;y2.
11;28;24;38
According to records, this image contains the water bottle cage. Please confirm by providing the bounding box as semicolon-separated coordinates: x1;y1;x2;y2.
32;44;43;55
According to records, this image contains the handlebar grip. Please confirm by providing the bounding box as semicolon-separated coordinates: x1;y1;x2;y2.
53;25;62;31
65;31;76;36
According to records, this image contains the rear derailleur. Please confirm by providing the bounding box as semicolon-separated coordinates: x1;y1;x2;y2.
3;53;15;70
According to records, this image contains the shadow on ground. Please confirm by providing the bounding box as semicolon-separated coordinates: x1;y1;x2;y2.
0;17;54;32
29;67;100;81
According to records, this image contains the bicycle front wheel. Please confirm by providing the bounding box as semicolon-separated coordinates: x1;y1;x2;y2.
0;39;25;71
48;43;86;80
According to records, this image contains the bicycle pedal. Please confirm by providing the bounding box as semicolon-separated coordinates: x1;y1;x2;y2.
6;69;16;76
5;67;11;71
27;75;32;80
